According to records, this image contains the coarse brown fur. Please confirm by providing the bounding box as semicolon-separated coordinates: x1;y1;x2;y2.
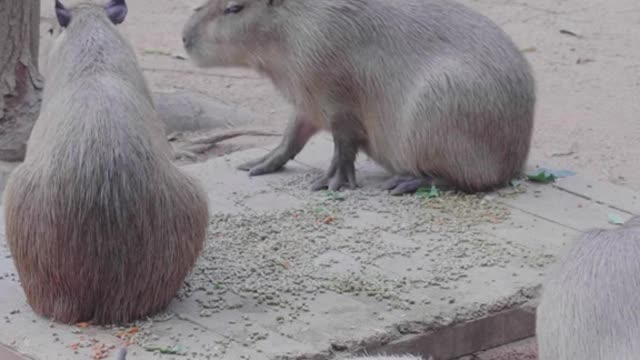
536;216;640;360
3;0;209;325
182;0;535;194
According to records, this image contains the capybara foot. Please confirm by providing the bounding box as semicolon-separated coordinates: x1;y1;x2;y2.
238;117;317;176
237;147;291;176
383;175;433;196
311;159;357;191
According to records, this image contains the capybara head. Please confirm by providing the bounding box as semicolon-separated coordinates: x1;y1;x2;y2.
182;0;285;67
46;0;129;74
55;0;128;29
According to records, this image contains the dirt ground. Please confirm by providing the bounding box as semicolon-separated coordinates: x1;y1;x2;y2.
39;0;640;190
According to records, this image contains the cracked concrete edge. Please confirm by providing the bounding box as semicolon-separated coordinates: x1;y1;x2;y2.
0;290;541;360
0;343;34;360
282;287;540;360
351;302;537;360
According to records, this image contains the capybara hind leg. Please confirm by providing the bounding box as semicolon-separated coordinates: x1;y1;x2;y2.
238;115;317;175
383;176;434;196
382;175;414;191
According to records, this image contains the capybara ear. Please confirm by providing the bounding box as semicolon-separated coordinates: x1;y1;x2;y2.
55;0;71;27
105;0;128;25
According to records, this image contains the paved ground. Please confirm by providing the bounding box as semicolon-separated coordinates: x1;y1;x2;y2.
1;136;639;359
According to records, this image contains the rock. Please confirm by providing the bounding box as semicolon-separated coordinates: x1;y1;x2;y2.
153;91;255;134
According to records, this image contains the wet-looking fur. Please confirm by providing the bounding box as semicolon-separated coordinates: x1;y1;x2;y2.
182;0;536;194
536;216;640;360
3;0;209;325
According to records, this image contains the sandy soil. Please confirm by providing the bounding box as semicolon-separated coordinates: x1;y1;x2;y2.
40;0;640;190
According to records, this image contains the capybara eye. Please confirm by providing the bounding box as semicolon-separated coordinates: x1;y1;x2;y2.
223;4;244;15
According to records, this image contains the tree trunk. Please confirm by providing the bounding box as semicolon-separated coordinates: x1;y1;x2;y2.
0;0;42;162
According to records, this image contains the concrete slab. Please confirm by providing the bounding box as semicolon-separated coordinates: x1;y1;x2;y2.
472;338;537;360
0;344;30;360
0;137;637;360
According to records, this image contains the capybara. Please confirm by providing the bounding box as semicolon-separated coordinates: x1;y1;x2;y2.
182;0;535;194
536;216;640;360
3;0;209;325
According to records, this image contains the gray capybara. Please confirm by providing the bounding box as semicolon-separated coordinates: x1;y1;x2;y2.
4;0;209;325
536;216;640;360
182;0;535;194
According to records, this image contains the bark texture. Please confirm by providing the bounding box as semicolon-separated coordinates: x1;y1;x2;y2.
0;0;43;162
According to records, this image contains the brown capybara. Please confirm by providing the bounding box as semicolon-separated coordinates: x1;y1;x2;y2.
536;216;640;360
182;0;535;194
3;0;209;325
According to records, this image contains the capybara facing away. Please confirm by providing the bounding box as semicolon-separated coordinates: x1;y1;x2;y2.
3;0;209;325
536;216;640;360
182;0;535;194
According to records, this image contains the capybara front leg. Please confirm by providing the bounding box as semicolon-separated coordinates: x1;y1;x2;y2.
237;114;317;176
311;112;364;191
311;137;359;191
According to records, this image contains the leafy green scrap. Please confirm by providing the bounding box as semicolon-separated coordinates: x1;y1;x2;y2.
416;185;440;199
526;168;576;184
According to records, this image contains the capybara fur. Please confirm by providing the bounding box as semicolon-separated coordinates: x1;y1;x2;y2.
536;216;640;360
114;348;127;360
3;0;209;325
182;0;535;194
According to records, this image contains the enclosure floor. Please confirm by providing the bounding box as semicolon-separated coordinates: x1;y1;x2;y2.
1;137;638;360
